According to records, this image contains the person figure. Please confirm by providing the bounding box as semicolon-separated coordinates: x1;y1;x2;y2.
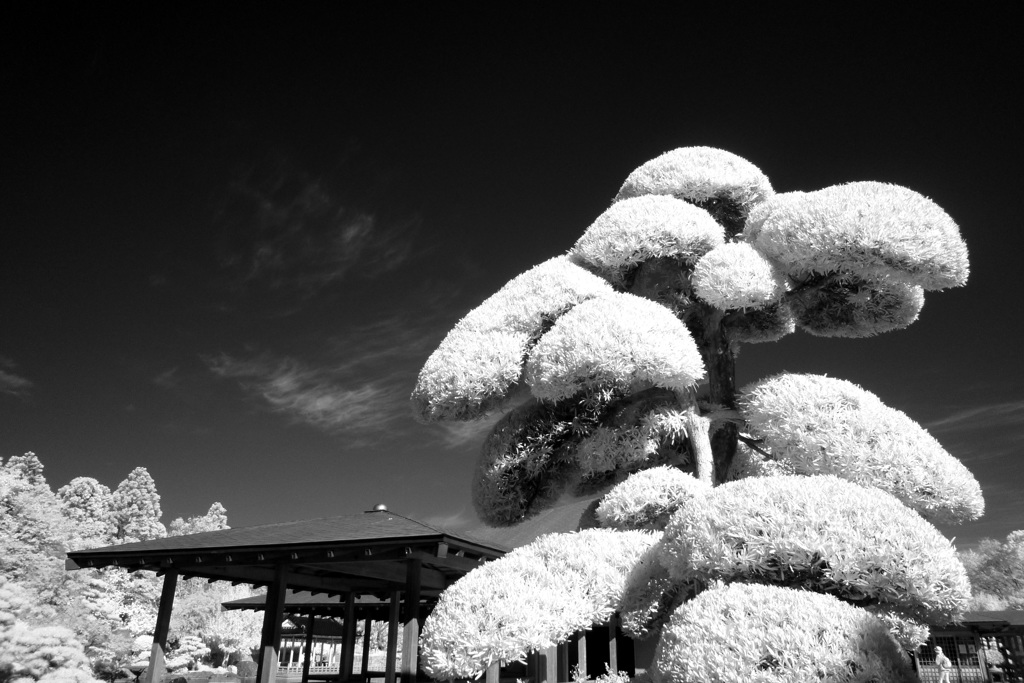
935;645;953;683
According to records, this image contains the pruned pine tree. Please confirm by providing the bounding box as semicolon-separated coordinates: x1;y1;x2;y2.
411;148;983;683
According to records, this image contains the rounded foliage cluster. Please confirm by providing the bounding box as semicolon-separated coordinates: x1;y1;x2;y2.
571;196;724;286
692;242;788;310
746;182;969;289
412;256;613;421
596;467;709;531
525;292;705;401
419;529;658;680
739;373;984;523
659;475;971;625
615;147;774;211
655;583;916;683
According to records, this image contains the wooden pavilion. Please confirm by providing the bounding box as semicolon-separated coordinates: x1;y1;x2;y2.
65;506;508;683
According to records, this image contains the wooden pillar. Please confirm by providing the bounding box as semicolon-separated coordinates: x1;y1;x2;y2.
576;631;588;680
256;564;288;683
543;646;558;683
607;613;619;674
485;661;500;683
385;591;401;683
400;560;422;683
340;592;357;681
302;616;316;683
558;641;570;682
142;570;177;683
361;617;372;678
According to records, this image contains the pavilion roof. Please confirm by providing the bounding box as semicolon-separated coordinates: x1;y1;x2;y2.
65;509;509;598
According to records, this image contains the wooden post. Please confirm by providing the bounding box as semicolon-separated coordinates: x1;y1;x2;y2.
302;616;316;683
543;646;558;683
607;613;618;674
361;617;373;679
485;661;500;683
401;559;422;683
576;631;588;680
256;564;288;683
385;591;401;683
341;592;357;681
558;642;569;682
142;570;177;683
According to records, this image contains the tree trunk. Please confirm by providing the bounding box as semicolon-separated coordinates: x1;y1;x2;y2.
698;308;738;485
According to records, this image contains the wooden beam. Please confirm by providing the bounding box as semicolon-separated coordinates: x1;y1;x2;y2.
142;570;177;683
400;560;422;683
256;564;288;683
294;559;447;590
385;590;400;683
406;550;486;574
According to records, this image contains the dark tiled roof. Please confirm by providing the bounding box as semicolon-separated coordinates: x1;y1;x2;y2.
963;610;1024;626
69;509;504;557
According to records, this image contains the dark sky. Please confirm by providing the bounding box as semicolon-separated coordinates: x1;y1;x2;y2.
2;8;1020;548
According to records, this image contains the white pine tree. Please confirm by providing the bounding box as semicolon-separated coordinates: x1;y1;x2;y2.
412;148;981;683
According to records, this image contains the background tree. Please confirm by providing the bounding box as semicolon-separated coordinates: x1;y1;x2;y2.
1;453;259;678
960;531;1024;610
110;468;165;543
412;148;983;682
0;575;100;683
168;504;262;665
57;478;115;547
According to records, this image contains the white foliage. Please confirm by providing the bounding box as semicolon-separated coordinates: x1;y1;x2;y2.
419;529;658;680
692;242;789;310
571;196;724;286
746;182;969;289
412;256;613;421
659;475;971;626
574;403;689;476
525;293;705;401
615;147;774;210
739;373;984;523
596;466;710;531
617;540;682;640
654;584;915;683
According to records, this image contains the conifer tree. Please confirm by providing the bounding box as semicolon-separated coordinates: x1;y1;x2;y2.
110;468;165;543
57;478;115;547
411;148;982;683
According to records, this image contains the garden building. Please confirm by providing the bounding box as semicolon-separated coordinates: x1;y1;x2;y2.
65;499;637;683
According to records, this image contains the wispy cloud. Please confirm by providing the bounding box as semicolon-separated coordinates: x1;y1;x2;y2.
926;400;1024;433
153;367;179;389
216;157;419;304
207;353;406;436
0;357;33;398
